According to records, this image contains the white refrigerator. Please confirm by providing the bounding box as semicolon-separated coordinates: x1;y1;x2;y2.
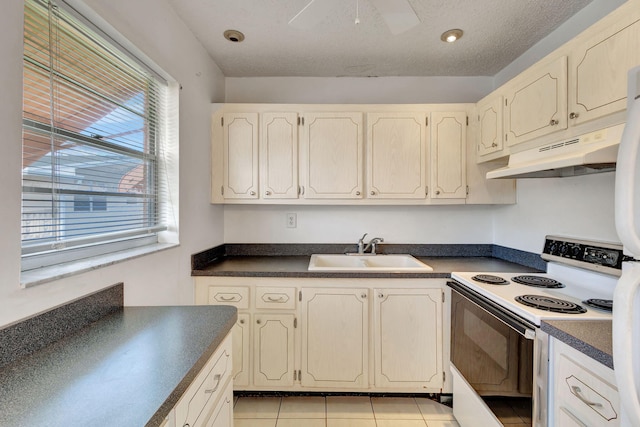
613;65;640;426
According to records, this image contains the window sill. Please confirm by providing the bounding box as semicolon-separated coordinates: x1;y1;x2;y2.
20;243;179;288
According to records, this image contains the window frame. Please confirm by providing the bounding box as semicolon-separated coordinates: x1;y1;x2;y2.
20;0;177;278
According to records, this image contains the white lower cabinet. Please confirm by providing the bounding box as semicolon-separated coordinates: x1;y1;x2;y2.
373;288;443;389
172;332;233;427
253;313;295;387
300;287;370;388
195;277;447;394
550;337;619;426
231;313;250;386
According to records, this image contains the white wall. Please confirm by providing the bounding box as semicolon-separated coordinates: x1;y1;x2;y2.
225;76;493;104
224;205;495;244
493;173;618;253
0;0;225;327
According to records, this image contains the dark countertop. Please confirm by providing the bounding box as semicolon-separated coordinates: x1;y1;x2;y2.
0;305;237;427
192;255;542;278
542;319;613;369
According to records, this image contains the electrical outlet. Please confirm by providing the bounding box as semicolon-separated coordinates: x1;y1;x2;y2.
286;213;297;228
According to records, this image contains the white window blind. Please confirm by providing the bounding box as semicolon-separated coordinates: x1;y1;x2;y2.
22;0;170;269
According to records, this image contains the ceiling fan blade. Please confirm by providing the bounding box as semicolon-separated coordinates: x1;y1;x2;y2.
288;0;343;29
369;0;420;35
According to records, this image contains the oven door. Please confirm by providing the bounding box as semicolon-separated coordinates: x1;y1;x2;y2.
448;280;542;427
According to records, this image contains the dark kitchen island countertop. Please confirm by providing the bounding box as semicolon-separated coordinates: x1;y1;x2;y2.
541;319;613;369
0;305;237;427
192;255;542;279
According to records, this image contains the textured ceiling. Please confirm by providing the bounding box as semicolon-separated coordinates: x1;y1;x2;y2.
167;0;594;77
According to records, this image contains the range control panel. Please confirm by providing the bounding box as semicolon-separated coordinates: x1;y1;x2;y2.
542;236;623;274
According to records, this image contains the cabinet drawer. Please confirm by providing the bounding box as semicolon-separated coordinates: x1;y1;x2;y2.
175;333;232;427
206;380;233;427
255;287;296;309
555;342;619;425
208;286;249;309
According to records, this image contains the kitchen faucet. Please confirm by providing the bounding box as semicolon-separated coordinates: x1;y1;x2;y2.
356;233;385;255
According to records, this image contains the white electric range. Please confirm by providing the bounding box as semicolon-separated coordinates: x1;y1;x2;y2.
451;264;616;326
448;235;622;427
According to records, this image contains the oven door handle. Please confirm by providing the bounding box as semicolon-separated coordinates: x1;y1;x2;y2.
448;280;537;339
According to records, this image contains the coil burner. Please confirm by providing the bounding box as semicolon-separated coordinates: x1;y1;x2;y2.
471;274;510;285
582;299;613;313
512;275;564;288
515;295;587;314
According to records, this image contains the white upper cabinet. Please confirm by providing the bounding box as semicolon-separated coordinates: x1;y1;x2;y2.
211;104;513;205
569;15;640;126
222;112;259;199
476;94;504;158
366;112;428;199
260;112;299;199
504;56;568;147
302;112;364;199
431;112;467;199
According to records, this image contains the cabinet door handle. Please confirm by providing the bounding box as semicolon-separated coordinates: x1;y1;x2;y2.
250;190;256;196
549;119;559;126
436;190;441;195
370;191;376;196
361;293;367;298
356;191;361;196
571;385;603;407
569;112;580;119
205;374;222;394
239;319;245;324
256;319;262;324
265;190;272;196
378;293;384;298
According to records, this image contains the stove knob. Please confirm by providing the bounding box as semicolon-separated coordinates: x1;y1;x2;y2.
549;242;558;254
559;244;569;256
571;246;581;257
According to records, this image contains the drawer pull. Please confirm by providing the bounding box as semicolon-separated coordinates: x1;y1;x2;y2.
571;385;603;407
218;295;237;301
205;374;222;394
267;296;284;302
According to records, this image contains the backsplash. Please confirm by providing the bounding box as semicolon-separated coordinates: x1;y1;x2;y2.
192;244;546;272
0;283;123;369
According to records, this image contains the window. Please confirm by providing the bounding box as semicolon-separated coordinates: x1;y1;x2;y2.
22;0;171;271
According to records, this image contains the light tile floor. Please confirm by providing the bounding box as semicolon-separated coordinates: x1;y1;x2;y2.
234;395;460;427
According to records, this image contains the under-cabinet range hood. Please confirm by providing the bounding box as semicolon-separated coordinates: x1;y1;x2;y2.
486;124;625;179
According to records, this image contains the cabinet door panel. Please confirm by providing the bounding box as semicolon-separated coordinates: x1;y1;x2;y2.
374;289;443;389
476;95;504;158
232;313;250;387
261;112;299;199
253;314;295;387
431;112;466;199
303;113;363;199
367;113;427;199
505;56;567;146
223;113;259;199
301;288;368;388
570;17;640;125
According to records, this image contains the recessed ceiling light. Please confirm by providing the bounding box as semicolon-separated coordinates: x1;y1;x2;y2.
441;29;463;43
224;29;245;43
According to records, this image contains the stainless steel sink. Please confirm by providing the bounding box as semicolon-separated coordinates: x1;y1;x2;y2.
307;254;433;272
